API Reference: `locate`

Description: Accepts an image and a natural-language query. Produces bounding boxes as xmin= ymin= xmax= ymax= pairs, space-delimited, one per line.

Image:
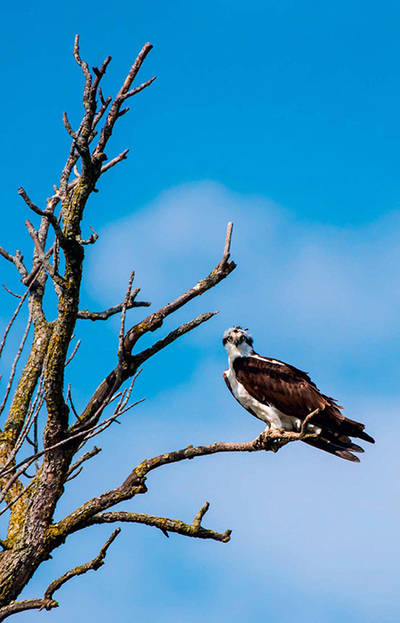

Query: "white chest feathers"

xmin=224 ymin=367 xmax=300 ymax=431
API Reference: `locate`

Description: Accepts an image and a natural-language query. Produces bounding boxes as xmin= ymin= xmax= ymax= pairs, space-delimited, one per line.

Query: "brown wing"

xmin=233 ymin=356 xmax=330 ymax=418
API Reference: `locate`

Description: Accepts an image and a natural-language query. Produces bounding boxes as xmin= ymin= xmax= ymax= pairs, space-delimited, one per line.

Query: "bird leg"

xmin=252 ymin=428 xmax=288 ymax=452
xmin=252 ymin=425 xmax=318 ymax=452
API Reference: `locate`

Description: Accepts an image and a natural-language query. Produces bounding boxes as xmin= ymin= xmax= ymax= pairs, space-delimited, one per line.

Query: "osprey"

xmin=222 ymin=326 xmax=374 ymax=462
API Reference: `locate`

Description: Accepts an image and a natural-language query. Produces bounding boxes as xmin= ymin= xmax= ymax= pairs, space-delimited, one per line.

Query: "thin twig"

xmin=100 ymin=149 xmax=129 ymax=175
xmin=0 ymin=316 xmax=32 ymax=417
xmin=77 ymin=290 xmax=150 ymax=321
xmin=0 ymin=482 xmax=33 ymax=519
xmin=118 ymin=271 xmax=135 ymax=361
xmin=18 ymin=187 xmax=66 ymax=245
xmin=25 ymin=220 xmax=65 ymax=293
xmin=0 ymin=246 xmax=28 ymax=280
xmin=134 ymin=312 xmax=218 ymax=366
xmin=2 ymin=285 xmax=22 ymax=299
xmin=67 ymin=446 xmax=101 ymax=478
xmin=66 ymin=385 xmax=81 ymax=421
xmin=0 ymin=377 xmax=44 ymax=474
xmin=0 ymin=289 xmax=29 ymax=358
xmin=0 ymin=396 xmax=143 ymax=485
xmin=65 ymin=340 xmax=81 ymax=367
xmin=77 ymin=226 xmax=99 ymax=245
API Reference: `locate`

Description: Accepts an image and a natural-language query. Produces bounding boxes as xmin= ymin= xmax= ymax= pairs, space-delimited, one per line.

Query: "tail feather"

xmin=304 ymin=436 xmax=360 ymax=462
xmin=356 ymin=430 xmax=375 ymax=444
xmin=313 ymin=407 xmax=375 ymax=447
xmin=333 ymin=413 xmax=375 ymax=444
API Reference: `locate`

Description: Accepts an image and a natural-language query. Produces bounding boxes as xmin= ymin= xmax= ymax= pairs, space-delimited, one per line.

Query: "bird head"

xmin=222 ymin=326 xmax=254 ymax=358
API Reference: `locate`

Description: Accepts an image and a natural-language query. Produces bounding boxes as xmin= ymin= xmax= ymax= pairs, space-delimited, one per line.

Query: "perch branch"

xmin=54 ymin=426 xmax=314 ymax=539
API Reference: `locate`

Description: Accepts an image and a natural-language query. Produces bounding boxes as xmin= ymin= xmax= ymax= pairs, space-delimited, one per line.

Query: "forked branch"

xmin=85 ymin=502 xmax=231 ymax=542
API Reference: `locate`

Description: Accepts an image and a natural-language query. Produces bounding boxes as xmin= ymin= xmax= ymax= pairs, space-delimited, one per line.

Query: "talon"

xmin=253 ymin=431 xmax=269 ymax=449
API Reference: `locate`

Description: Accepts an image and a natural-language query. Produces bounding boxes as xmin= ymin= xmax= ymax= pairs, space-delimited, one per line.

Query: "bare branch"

xmin=0 ymin=377 xmax=44 ymax=476
xmin=220 ymin=221 xmax=233 ymax=266
xmin=0 ymin=317 xmax=32 ymax=417
xmin=1 ymin=285 xmax=22 ymax=299
xmin=124 ymin=76 xmax=156 ymax=99
xmin=95 ymin=43 xmax=154 ymax=156
xmin=22 ymin=246 xmax=54 ymax=287
xmin=73 ymin=34 xmax=91 ymax=84
xmin=300 ymin=407 xmax=320 ymax=435
xmin=0 ymin=289 xmax=29 ymax=358
xmin=0 ymin=396 xmax=143 ymax=484
xmin=67 ymin=446 xmax=101 ymax=477
xmin=66 ymin=385 xmax=81 ymax=421
xmin=77 ymin=225 xmax=99 ymax=245
xmin=45 ymin=528 xmax=120 ymax=600
xmin=91 ymin=56 xmax=112 ymax=96
xmin=0 ymin=246 xmax=28 ymax=280
xmin=18 ymin=188 xmax=66 ymax=245
xmin=85 ymin=503 xmax=231 ymax=543
xmin=134 ymin=312 xmax=217 ymax=366
xmin=0 ymin=529 xmax=120 ymax=621
xmin=77 ymin=291 xmax=150 ymax=321
xmin=192 ymin=501 xmax=210 ymax=529
xmin=66 ymin=467 xmax=83 ymax=482
xmin=0 ymin=248 xmax=14 ymax=264
xmin=62 ymin=111 xmax=76 ymax=138
xmin=65 ymin=340 xmax=81 ymax=367
xmin=100 ymin=149 xmax=129 ymax=175
xmin=25 ymin=220 xmax=65 ymax=293
xmin=118 ymin=271 xmax=135 ymax=361
xmin=92 ymin=92 xmax=112 ymax=132
xmin=0 ymin=597 xmax=58 ymax=621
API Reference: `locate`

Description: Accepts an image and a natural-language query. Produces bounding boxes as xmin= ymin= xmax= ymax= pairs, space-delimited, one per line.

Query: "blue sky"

xmin=1 ymin=1 xmax=400 ymax=621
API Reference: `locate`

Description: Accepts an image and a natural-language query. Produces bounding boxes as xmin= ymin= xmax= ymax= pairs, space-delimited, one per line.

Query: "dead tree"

xmin=0 ymin=37 xmax=306 ymax=620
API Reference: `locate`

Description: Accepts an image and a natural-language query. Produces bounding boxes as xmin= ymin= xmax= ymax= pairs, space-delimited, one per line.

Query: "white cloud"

xmin=88 ymin=180 xmax=400 ymax=352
